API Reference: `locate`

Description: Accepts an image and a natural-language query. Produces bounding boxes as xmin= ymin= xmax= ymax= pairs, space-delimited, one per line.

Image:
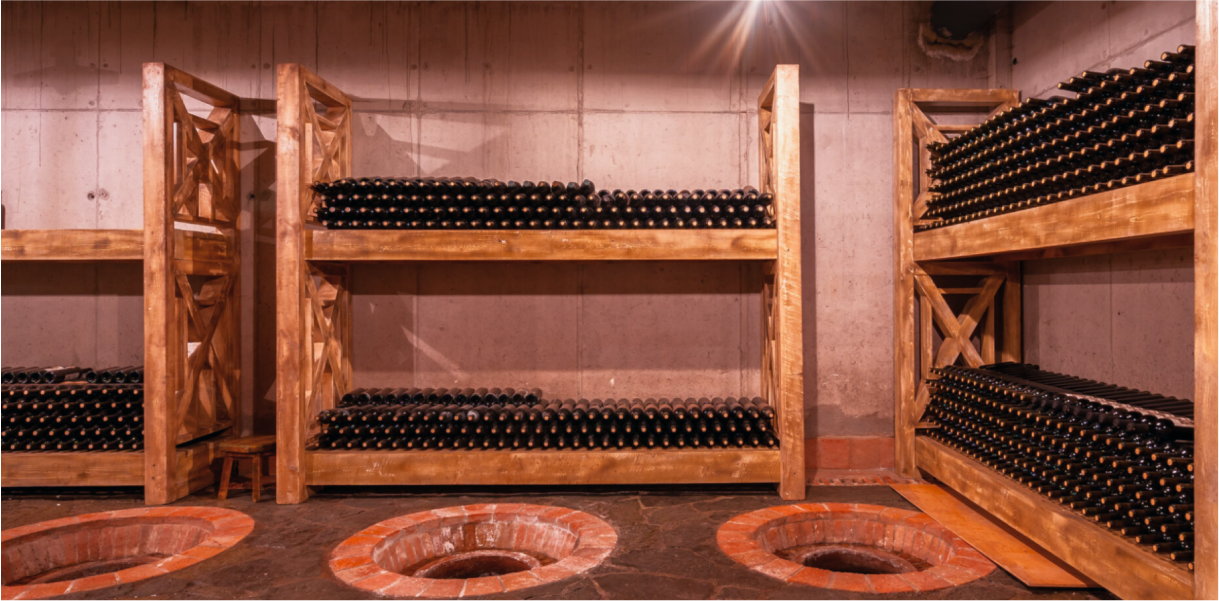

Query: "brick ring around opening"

xmin=330 ymin=504 xmax=616 ymax=598
xmin=717 ymin=503 xmax=994 ymax=593
xmin=1 ymin=506 xmax=254 ymax=599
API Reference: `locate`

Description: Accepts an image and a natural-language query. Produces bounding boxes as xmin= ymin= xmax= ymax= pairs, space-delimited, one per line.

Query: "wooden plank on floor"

xmin=891 ymin=483 xmax=1096 ymax=589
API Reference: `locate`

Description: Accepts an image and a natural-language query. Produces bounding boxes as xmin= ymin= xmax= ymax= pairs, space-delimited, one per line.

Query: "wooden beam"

xmin=913 ymin=175 xmax=1196 ymax=261
xmin=277 ymin=64 xmax=309 ymax=504
xmin=0 ymin=453 xmax=143 ymax=487
xmin=1 ymin=229 xmax=143 ymax=260
xmin=306 ymin=229 xmax=778 ymax=262
xmin=893 ymin=89 xmax=918 ymax=477
xmin=891 ymin=484 xmax=1095 ymax=588
xmin=917 ymin=437 xmax=1193 ymax=600
xmin=1000 ymin=262 xmax=1021 ymax=363
xmin=307 ymin=449 xmax=781 ymax=486
xmin=1194 ymin=1 xmax=1218 ymax=598
xmin=165 ymin=64 xmax=239 ymax=108
xmin=143 ymin=62 xmax=177 ymax=506
xmin=762 ymin=65 xmax=805 ymax=500
xmin=908 ymin=88 xmax=1020 ymax=107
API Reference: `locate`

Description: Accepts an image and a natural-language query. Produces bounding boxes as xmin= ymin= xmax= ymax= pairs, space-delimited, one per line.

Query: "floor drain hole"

xmin=795 ymin=546 xmax=917 ymax=575
xmin=412 ymin=550 xmax=543 ymax=579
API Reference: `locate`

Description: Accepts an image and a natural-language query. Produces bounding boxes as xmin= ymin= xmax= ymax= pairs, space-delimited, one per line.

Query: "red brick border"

xmin=1 ymin=507 xmax=254 ymax=600
xmin=716 ymin=503 xmax=993 ymax=593
xmin=330 ymin=504 xmax=616 ymax=598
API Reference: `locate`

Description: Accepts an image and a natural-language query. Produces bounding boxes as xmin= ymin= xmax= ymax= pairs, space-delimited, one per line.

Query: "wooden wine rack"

xmin=892 ymin=4 xmax=1216 ymax=597
xmin=274 ymin=64 xmax=805 ymax=503
xmin=0 ymin=64 xmax=243 ymax=505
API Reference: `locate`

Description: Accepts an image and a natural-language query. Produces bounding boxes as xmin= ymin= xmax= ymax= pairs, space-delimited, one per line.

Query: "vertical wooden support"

xmin=143 ymin=63 xmax=176 ymax=505
xmin=1194 ymin=1 xmax=1217 ymax=597
xmin=758 ymin=65 xmax=805 ymax=500
xmin=276 ymin=64 xmax=308 ymax=504
xmin=893 ymin=90 xmax=918 ymax=476
xmin=276 ymin=65 xmax=353 ymax=504
xmin=1001 ymin=262 xmax=1022 ymax=363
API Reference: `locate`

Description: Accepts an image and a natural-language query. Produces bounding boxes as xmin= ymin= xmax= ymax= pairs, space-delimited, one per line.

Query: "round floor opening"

xmin=1 ymin=507 xmax=254 ymax=599
xmin=413 ymin=550 xmax=542 ymax=579
xmin=717 ymin=503 xmax=994 ymax=593
xmin=331 ymin=504 xmax=616 ymax=598
xmin=791 ymin=545 xmax=919 ymax=575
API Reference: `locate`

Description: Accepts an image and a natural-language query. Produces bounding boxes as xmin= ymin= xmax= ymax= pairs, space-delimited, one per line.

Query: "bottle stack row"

xmin=337 ymin=387 xmax=542 ymax=408
xmin=314 ymin=392 xmax=778 ymax=451
xmin=3 ymin=382 xmax=145 ymax=453
xmin=2 ymin=366 xmax=144 ymax=385
xmin=311 ymin=178 xmax=775 ymax=230
xmin=922 ymin=364 xmax=1194 ymax=568
xmin=917 ymin=44 xmax=1195 ymax=231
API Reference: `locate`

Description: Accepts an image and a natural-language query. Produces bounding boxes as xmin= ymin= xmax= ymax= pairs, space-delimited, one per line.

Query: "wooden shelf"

xmin=305 ymin=229 xmax=778 ymax=262
xmin=916 ymin=436 xmax=1192 ymax=600
xmin=896 ymin=71 xmax=1216 ymax=597
xmin=1 ymin=228 xmax=232 ymax=266
xmin=2 ymin=229 xmax=143 ymax=261
xmin=913 ymin=174 xmax=1195 ymax=262
xmin=276 ymin=64 xmax=807 ymax=502
xmin=0 ymin=436 xmax=221 ymax=492
xmin=306 ymin=448 xmax=781 ymax=487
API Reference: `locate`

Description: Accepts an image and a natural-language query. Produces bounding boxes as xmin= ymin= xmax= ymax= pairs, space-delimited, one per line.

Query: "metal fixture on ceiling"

xmin=930 ymin=1 xmax=1007 ymax=40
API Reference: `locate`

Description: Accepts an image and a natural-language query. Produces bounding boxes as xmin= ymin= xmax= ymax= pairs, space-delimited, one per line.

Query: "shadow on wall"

xmin=1 ymin=262 xmax=143 ymax=368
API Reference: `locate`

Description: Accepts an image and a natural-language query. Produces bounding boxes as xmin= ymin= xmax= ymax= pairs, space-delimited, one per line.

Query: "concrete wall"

xmin=1009 ymin=1 xmax=1196 ymax=400
xmin=1 ymin=1 xmax=995 ymax=444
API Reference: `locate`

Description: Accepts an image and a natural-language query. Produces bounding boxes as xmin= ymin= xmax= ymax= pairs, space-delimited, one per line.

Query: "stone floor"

xmin=1 ymin=484 xmax=1109 ymax=600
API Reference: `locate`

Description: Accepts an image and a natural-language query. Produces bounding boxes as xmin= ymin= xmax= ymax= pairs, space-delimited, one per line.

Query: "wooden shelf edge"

xmin=0 ymin=228 xmax=235 ymax=264
xmin=1 ymin=229 xmax=143 ymax=261
xmin=913 ymin=174 xmax=1196 ymax=262
xmin=305 ymin=448 xmax=782 ymax=486
xmin=916 ymin=436 xmax=1193 ymax=600
xmin=305 ymin=229 xmax=779 ymax=262
xmin=1 ymin=451 xmax=145 ymax=487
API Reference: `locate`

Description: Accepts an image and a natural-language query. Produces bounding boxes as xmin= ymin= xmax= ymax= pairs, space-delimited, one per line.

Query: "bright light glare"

xmin=629 ymin=0 xmax=809 ymax=73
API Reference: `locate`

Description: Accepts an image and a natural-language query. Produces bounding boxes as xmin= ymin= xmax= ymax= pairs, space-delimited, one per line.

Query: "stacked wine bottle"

xmin=922 ymin=364 xmax=1194 ymax=567
xmin=918 ymin=44 xmax=1195 ymax=231
xmin=314 ymin=388 xmax=778 ymax=451
xmin=311 ymin=177 xmax=775 ymax=230
xmin=2 ymin=366 xmax=145 ymax=453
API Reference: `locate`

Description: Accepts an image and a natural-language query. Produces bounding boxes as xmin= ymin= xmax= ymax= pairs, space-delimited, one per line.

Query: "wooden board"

xmin=2 ymin=229 xmax=143 ymax=260
xmin=759 ymin=65 xmax=805 ymax=500
xmin=0 ymin=452 xmax=145 ymax=487
xmin=893 ymin=89 xmax=918 ymax=476
xmin=306 ymin=229 xmax=778 ymax=262
xmin=0 ymin=229 xmax=229 ymax=263
xmin=0 ymin=438 xmax=218 ymax=489
xmin=891 ymin=483 xmax=1095 ymax=589
xmin=913 ymin=174 xmax=1196 ymax=261
xmin=307 ymin=448 xmax=781 ymax=487
xmin=916 ymin=437 xmax=1192 ymax=600
xmin=1194 ymin=1 xmax=1218 ymax=597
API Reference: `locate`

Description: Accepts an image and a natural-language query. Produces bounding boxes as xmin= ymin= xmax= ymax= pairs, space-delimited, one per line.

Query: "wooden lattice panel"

xmin=143 ymin=63 xmax=242 ymax=505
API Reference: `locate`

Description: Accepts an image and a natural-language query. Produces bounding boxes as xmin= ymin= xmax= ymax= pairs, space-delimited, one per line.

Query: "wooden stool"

xmin=217 ymin=435 xmax=277 ymax=502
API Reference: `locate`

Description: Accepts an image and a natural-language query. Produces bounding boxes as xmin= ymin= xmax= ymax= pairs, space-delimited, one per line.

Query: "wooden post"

xmin=143 ymin=63 xmax=177 ymax=505
xmin=1001 ymin=262 xmax=1022 ymax=363
xmin=1194 ymin=1 xmax=1217 ymax=597
xmin=276 ymin=64 xmax=309 ymax=504
xmin=774 ymin=65 xmax=804 ymax=501
xmin=893 ymin=89 xmax=917 ymax=476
